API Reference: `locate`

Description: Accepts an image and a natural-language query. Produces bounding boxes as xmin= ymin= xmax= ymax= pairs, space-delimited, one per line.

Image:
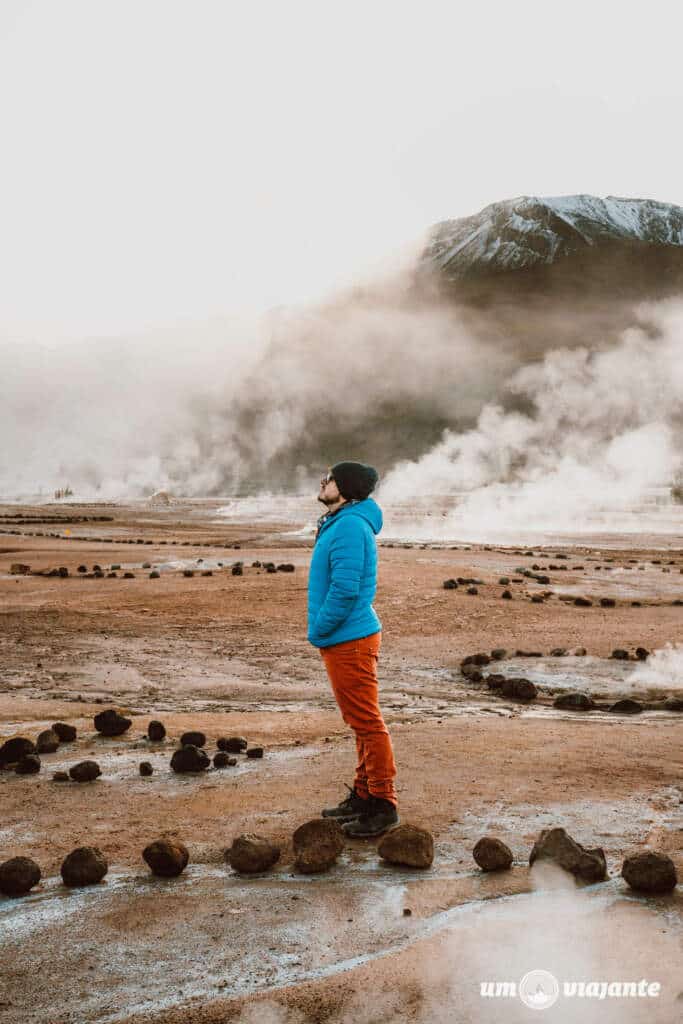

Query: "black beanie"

xmin=331 ymin=461 xmax=379 ymax=500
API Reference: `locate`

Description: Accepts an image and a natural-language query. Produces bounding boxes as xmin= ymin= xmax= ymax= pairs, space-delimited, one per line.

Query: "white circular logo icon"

xmin=519 ymin=970 xmax=560 ymax=1010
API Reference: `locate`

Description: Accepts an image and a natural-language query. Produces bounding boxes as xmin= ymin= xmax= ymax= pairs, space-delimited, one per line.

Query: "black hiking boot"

xmin=321 ymin=784 xmax=370 ymax=822
xmin=341 ymin=796 xmax=399 ymax=838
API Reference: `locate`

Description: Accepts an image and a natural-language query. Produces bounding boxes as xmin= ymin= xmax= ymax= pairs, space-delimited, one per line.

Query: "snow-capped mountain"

xmin=423 ymin=195 xmax=683 ymax=278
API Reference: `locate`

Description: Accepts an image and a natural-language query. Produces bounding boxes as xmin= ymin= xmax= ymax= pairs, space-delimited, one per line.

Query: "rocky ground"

xmin=0 ymin=500 xmax=682 ymax=1023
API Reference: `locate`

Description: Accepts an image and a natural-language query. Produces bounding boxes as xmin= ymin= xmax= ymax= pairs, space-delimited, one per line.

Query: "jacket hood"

xmin=337 ymin=496 xmax=383 ymax=535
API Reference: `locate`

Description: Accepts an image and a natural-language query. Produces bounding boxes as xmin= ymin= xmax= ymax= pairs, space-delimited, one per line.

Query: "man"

xmin=307 ymin=460 xmax=399 ymax=837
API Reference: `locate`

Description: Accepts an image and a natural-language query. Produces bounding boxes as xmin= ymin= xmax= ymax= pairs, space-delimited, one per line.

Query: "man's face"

xmin=318 ymin=469 xmax=342 ymax=506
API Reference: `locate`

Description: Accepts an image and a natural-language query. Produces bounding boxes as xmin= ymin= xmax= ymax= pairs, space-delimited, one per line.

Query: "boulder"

xmin=378 ymin=824 xmax=433 ymax=869
xmin=36 ymin=729 xmax=60 ymax=754
xmin=147 ymin=720 xmax=166 ymax=742
xmin=61 ymin=846 xmax=108 ymax=887
xmin=15 ymin=754 xmax=41 ymax=774
xmin=69 ymin=760 xmax=102 ymax=782
xmin=473 ymin=836 xmax=513 ymax=872
xmin=143 ymin=839 xmax=189 ymax=877
xmin=0 ymin=856 xmax=41 ymax=897
xmin=621 ymin=851 xmax=677 ymax=893
xmin=52 ymin=722 xmax=77 ymax=742
xmin=170 ymin=745 xmax=210 ymax=773
xmin=180 ymin=731 xmax=206 ymax=748
xmin=529 ymin=827 xmax=606 ymax=883
xmin=217 ymin=736 xmax=248 ymax=753
xmin=553 ymin=692 xmax=594 ymax=711
xmin=0 ymin=737 xmax=36 ymax=766
xmin=609 ymin=699 xmax=643 ymax=715
xmin=226 ymin=834 xmax=281 ymax=873
xmin=94 ymin=709 xmax=132 ymax=737
xmin=293 ymin=819 xmax=345 ymax=873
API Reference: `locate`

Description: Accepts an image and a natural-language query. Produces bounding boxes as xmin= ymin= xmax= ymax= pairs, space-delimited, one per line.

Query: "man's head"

xmin=317 ymin=461 xmax=379 ymax=510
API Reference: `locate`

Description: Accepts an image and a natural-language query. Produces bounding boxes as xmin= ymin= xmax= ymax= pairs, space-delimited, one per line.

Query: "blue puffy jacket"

xmin=307 ymin=497 xmax=383 ymax=648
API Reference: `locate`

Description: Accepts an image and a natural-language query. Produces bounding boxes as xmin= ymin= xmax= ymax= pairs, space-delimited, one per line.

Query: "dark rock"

xmin=277 ymin=563 xmax=295 ymax=572
xmin=61 ymin=846 xmax=108 ymax=887
xmin=143 ymin=839 xmax=189 ymax=877
xmin=52 ymin=770 xmax=69 ymax=781
xmin=139 ymin=761 xmax=153 ymax=776
xmin=531 ymin=595 xmax=544 ymax=603
xmin=442 ymin=579 xmax=458 ymax=590
xmin=142 ymin=562 xmax=151 ymax=569
xmin=123 ymin=572 xmax=135 ymax=578
xmin=573 ymin=647 xmax=587 ymax=656
xmin=252 ymin=560 xmax=262 ymax=567
xmin=201 ymin=570 xmax=213 ymax=577
xmin=0 ymin=737 xmax=36 ymax=766
xmin=180 ymin=731 xmax=206 ymax=748
xmin=610 ymin=648 xmax=630 ymax=660
xmin=266 ymin=565 xmax=277 ymax=573
xmin=631 ymin=601 xmax=642 ymax=607
xmin=599 ymin=598 xmax=616 ymax=608
xmin=462 ymin=665 xmax=483 ymax=682
xmin=466 ymin=586 xmax=478 ymax=595
xmin=16 ymin=754 xmax=41 ymax=774
xmin=486 ymin=674 xmax=505 ymax=689
xmin=94 ymin=709 xmax=132 ymax=736
xmin=183 ymin=570 xmax=194 ymax=577
xmin=226 ymin=834 xmax=281 ymax=873
xmin=498 ymin=577 xmax=510 ymax=585
xmin=501 ymin=590 xmax=512 ymax=599
xmin=609 ymin=699 xmax=643 ymax=714
xmin=574 ymin=597 xmax=592 ymax=607
xmin=36 ymin=729 xmax=60 ymax=753
xmin=664 ymin=697 xmax=683 ymax=712
xmin=378 ymin=823 xmax=433 ymax=868
xmin=621 ymin=851 xmax=677 ymax=893
xmin=462 ymin=653 xmax=490 ymax=667
xmin=246 ymin=746 xmax=264 ymax=758
xmin=69 ymin=760 xmax=102 ymax=782
xmin=77 ymin=565 xmax=87 ymax=573
xmin=149 ymin=570 xmax=160 ymax=579
xmin=473 ymin=836 xmax=513 ymax=871
xmin=501 ymin=678 xmax=537 ymax=701
xmin=217 ymin=736 xmax=248 ymax=753
xmin=293 ymin=818 xmax=345 ymax=873
xmin=170 ymin=745 xmax=210 ymax=773
xmin=554 ymin=692 xmax=594 ymax=710
xmin=0 ymin=856 xmax=41 ymax=897
xmin=147 ymin=720 xmax=166 ymax=742
xmin=549 ymin=648 xmax=567 ymax=656
xmin=635 ymin=647 xmax=650 ymax=660
xmin=490 ymin=648 xmax=507 ymax=660
xmin=231 ymin=565 xmax=243 ymax=575
xmin=213 ymin=751 xmax=238 ymax=768
xmin=529 ymin=827 xmax=606 ymax=883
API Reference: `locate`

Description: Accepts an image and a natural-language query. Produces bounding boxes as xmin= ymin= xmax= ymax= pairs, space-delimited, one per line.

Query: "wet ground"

xmin=0 ymin=498 xmax=682 ymax=1022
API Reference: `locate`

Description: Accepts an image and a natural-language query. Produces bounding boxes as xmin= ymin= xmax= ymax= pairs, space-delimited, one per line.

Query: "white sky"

xmin=1 ymin=0 xmax=682 ymax=342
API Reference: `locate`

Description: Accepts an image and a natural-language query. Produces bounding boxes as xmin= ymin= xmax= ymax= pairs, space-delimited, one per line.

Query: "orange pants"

xmin=320 ymin=631 xmax=398 ymax=807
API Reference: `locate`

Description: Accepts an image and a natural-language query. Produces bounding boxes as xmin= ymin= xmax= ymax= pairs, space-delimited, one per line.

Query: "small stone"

xmin=183 ymin=570 xmax=194 ymax=577
xmin=149 ymin=571 xmax=160 ymax=579
xmin=490 ymin=648 xmax=507 ymax=660
xmin=378 ymin=823 xmax=434 ymax=869
xmin=501 ymin=678 xmax=537 ymax=701
xmin=123 ymin=571 xmax=135 ymax=579
xmin=442 ymin=579 xmax=458 ymax=590
xmin=139 ymin=761 xmax=153 ymax=776
xmin=664 ymin=697 xmax=683 ymax=712
xmin=142 ymin=562 xmax=152 ymax=569
xmin=621 ymin=851 xmax=677 ymax=893
xmin=498 ymin=577 xmax=509 ymax=586
xmin=143 ymin=839 xmax=189 ymax=877
xmin=217 ymin=736 xmax=248 ymax=753
xmin=531 ymin=595 xmax=544 ymax=603
xmin=293 ymin=819 xmax=345 ymax=873
xmin=170 ymin=745 xmax=210 ymax=773
xmin=180 ymin=731 xmax=206 ymax=748
xmin=549 ymin=648 xmax=567 ymax=657
xmin=574 ymin=597 xmax=592 ymax=607
xmin=572 ymin=647 xmax=587 ymax=656
xmin=529 ymin=827 xmax=606 ymax=883
xmin=69 ymin=760 xmax=102 ymax=782
xmin=246 ymin=746 xmax=264 ymax=758
xmin=94 ymin=709 xmax=132 ymax=736
xmin=36 ymin=729 xmax=60 ymax=753
xmin=0 ymin=856 xmax=41 ymax=897
xmin=473 ymin=836 xmax=513 ymax=871
xmin=610 ymin=649 xmax=630 ymax=660
xmin=466 ymin=586 xmax=478 ymax=595
xmin=635 ymin=647 xmax=650 ymax=660
xmin=553 ymin=692 xmax=594 ymax=711
xmin=599 ymin=598 xmax=616 ymax=608
xmin=52 ymin=770 xmax=70 ymax=781
xmin=213 ymin=751 xmax=237 ymax=768
xmin=609 ymin=699 xmax=643 ymax=714
xmin=15 ymin=754 xmax=41 ymax=774
xmin=201 ymin=570 xmax=213 ymax=576
xmin=277 ymin=563 xmax=295 ymax=572
xmin=147 ymin=720 xmax=166 ymax=742
xmin=231 ymin=565 xmax=243 ymax=575
xmin=226 ymin=834 xmax=281 ymax=873
xmin=61 ymin=846 xmax=108 ymax=887
xmin=501 ymin=590 xmax=512 ymax=599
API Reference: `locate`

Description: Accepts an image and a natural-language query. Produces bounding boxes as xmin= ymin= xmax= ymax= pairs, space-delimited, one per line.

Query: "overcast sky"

xmin=1 ymin=0 xmax=682 ymax=342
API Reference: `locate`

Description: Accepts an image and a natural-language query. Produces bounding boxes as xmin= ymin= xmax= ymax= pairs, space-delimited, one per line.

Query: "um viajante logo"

xmin=480 ymin=970 xmax=661 ymax=1008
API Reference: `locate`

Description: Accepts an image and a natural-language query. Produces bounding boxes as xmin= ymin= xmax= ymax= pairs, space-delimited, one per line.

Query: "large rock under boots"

xmin=226 ymin=834 xmax=281 ymax=873
xmin=378 ymin=824 xmax=434 ymax=869
xmin=69 ymin=760 xmax=102 ymax=782
xmin=621 ymin=851 xmax=678 ymax=893
xmin=143 ymin=839 xmax=189 ymax=877
xmin=0 ymin=856 xmax=41 ymax=897
xmin=0 ymin=737 xmax=36 ymax=766
xmin=529 ymin=827 xmax=606 ymax=883
xmin=94 ymin=708 xmax=132 ymax=736
xmin=473 ymin=836 xmax=513 ymax=872
xmin=170 ymin=745 xmax=210 ymax=773
xmin=293 ymin=819 xmax=345 ymax=873
xmin=61 ymin=846 xmax=108 ymax=887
